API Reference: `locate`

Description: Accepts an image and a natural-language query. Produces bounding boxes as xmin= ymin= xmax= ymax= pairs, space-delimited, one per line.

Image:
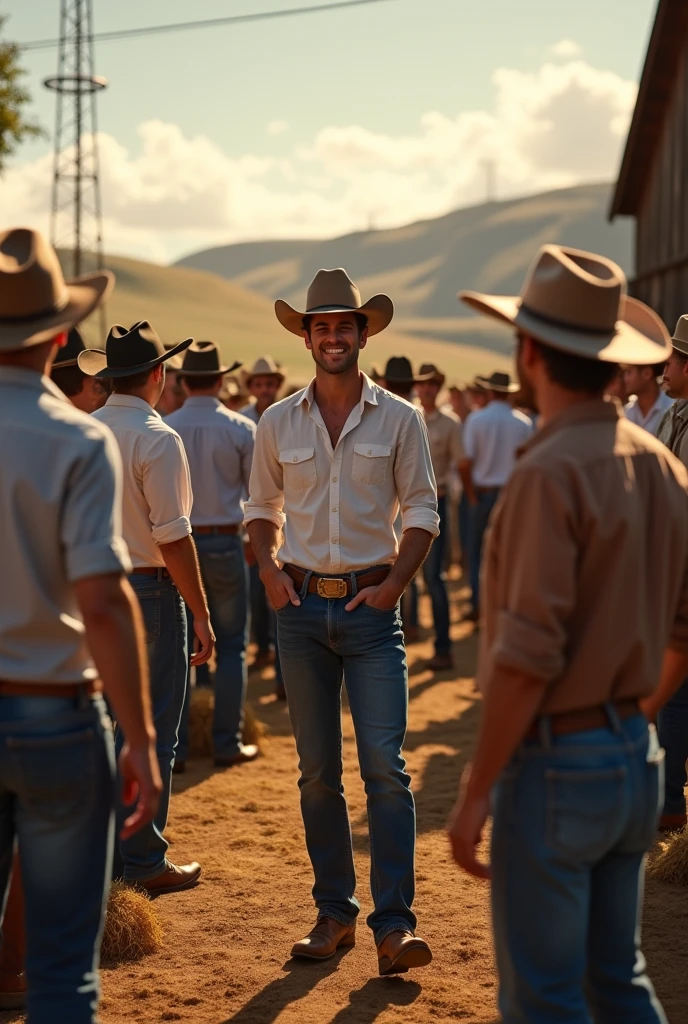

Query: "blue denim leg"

xmin=468 ymin=489 xmax=500 ymax=612
xmin=421 ymin=494 xmax=451 ymax=653
xmin=491 ymin=715 xmax=666 ymax=1024
xmin=195 ymin=534 xmax=249 ymax=759
xmin=656 ymin=676 xmax=688 ymax=816
xmin=0 ymin=693 xmax=115 ymax=1023
xmin=116 ymin=574 xmax=188 ymax=881
xmin=250 ymin=561 xmax=272 ymax=654
xmin=458 ymin=491 xmax=470 ymax=568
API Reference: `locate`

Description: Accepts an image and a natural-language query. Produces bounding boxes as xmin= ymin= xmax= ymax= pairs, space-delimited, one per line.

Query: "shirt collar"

xmin=674 ymin=398 xmax=688 ymax=421
xmin=519 ymin=398 xmax=619 ymax=457
xmin=182 ymin=396 xmax=221 ymax=408
xmin=302 ymin=371 xmax=380 ymax=411
xmin=105 ymin=393 xmax=160 ymax=417
xmin=0 ymin=365 xmax=71 ymax=404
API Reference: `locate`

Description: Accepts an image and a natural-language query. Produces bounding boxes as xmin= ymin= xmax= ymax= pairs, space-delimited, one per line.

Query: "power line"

xmin=20 ymin=0 xmax=396 ymax=52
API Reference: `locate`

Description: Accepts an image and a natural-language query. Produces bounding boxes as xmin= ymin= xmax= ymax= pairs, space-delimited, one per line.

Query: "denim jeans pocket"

xmin=138 ymin=592 xmax=162 ymax=644
xmin=546 ymin=765 xmax=627 ymax=860
xmin=8 ymin=726 xmax=98 ymax=825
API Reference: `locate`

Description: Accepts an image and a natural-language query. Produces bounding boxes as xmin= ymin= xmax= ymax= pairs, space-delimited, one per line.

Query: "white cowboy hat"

xmin=275 ymin=268 xmax=393 ymax=337
xmin=242 ymin=355 xmax=286 ymax=386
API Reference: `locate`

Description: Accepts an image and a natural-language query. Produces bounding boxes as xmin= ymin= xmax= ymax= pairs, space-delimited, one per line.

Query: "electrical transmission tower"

xmin=44 ymin=0 xmax=107 ymax=281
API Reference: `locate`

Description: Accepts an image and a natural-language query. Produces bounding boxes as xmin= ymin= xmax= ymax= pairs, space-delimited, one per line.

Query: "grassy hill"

xmin=175 ymin=182 xmax=632 ymax=353
xmin=74 ymin=254 xmax=512 ymax=385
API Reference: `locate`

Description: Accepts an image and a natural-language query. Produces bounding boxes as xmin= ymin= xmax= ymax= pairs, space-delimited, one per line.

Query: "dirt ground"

xmin=4 ymin=575 xmax=688 ymax=1023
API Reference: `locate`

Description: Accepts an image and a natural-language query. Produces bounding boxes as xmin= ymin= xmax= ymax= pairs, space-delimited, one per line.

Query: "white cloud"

xmin=1 ymin=51 xmax=637 ymax=263
xmin=550 ymin=40 xmax=582 ymax=59
xmin=266 ymin=120 xmax=290 ymax=136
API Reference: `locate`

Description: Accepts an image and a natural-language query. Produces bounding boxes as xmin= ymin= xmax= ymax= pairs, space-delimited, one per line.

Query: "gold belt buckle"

xmin=316 ymin=577 xmax=347 ymax=599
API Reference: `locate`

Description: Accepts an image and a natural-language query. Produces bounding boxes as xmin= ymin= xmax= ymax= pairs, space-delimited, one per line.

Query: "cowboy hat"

xmin=79 ymin=320 xmax=192 ymax=379
xmin=275 ymin=268 xmax=393 ymax=337
xmin=0 ymin=227 xmax=113 ymax=352
xmin=459 ymin=244 xmax=672 ymax=365
xmin=53 ymin=325 xmax=105 ymax=369
xmin=671 ymin=314 xmax=688 ymax=358
xmin=474 ymin=371 xmax=519 ymax=393
xmin=178 ymin=340 xmax=242 ymax=377
xmin=381 ymin=356 xmax=416 ymax=384
xmin=243 ymin=355 xmax=285 ymax=386
xmin=417 ymin=363 xmax=446 ymax=387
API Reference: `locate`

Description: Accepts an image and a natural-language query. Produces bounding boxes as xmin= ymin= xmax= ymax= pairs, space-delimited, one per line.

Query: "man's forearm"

xmin=246 ymin=519 xmax=280 ymax=575
xmin=642 ymin=647 xmax=688 ymax=721
xmin=466 ymin=666 xmax=546 ymax=798
xmin=459 ymin=461 xmax=476 ymax=503
xmin=386 ymin=527 xmax=434 ymax=595
xmin=159 ymin=535 xmax=208 ymax=620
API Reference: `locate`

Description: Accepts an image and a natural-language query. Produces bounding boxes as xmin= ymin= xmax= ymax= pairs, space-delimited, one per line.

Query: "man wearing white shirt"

xmin=85 ymin=321 xmax=214 ymax=896
xmin=624 ymin=362 xmax=673 ymax=435
xmin=460 ymin=372 xmax=532 ymax=619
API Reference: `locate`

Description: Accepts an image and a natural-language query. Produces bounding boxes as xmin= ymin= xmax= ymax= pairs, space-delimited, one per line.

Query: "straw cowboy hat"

xmin=275 ymin=268 xmax=393 ymax=337
xmin=459 ymin=244 xmax=672 ymax=365
xmin=243 ymin=355 xmax=285 ymax=386
xmin=474 ymin=371 xmax=519 ymax=393
xmin=417 ymin=363 xmax=446 ymax=387
xmin=53 ymin=325 xmax=105 ymax=369
xmin=0 ymin=227 xmax=113 ymax=352
xmin=80 ymin=321 xmax=192 ymax=379
xmin=179 ymin=340 xmax=242 ymax=377
xmin=670 ymin=315 xmax=688 ymax=357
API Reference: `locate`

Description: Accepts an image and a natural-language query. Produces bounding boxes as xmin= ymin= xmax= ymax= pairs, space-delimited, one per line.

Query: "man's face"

xmin=70 ymin=375 xmax=110 ymax=414
xmin=662 ymin=350 xmax=688 ymax=399
xmin=623 ymin=365 xmax=654 ymax=399
xmin=515 ymin=335 xmax=538 ymax=413
xmin=415 ymin=380 xmax=441 ymax=407
xmin=605 ymin=367 xmax=628 ymax=404
xmin=250 ymin=374 xmax=281 ymax=410
xmin=157 ymin=368 xmax=183 ymax=414
xmin=468 ymin=388 xmax=488 ymax=410
xmin=304 ymin=313 xmax=367 ymax=375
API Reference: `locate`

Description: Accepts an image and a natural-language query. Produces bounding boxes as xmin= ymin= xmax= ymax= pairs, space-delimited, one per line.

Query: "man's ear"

xmin=302 ymin=330 xmax=313 ymax=352
xmin=359 ymin=328 xmax=369 ymax=351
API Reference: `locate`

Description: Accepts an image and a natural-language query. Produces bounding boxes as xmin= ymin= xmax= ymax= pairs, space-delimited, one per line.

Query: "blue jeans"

xmin=276 ymin=576 xmax=415 ymax=944
xmin=492 ymin=712 xmax=666 ymax=1024
xmin=115 ymin=573 xmax=187 ymax=881
xmin=468 ymin=488 xmax=500 ymax=612
xmin=458 ymin=491 xmax=470 ymax=568
xmin=422 ymin=494 xmax=451 ymax=654
xmin=0 ymin=693 xmax=115 ymax=1022
xmin=657 ymin=676 xmax=688 ymax=816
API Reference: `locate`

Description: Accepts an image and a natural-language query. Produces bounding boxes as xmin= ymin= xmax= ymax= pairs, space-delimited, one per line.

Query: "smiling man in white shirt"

xmin=245 ymin=269 xmax=438 ymax=977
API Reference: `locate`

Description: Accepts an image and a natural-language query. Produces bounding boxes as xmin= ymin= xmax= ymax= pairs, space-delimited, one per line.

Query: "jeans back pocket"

xmin=546 ymin=765 xmax=628 ymax=862
xmin=8 ymin=726 xmax=98 ymax=826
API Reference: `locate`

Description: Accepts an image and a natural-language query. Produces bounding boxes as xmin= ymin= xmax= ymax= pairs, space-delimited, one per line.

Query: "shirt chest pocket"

xmin=352 ymin=443 xmax=393 ymax=485
xmin=279 ymin=447 xmax=317 ymax=491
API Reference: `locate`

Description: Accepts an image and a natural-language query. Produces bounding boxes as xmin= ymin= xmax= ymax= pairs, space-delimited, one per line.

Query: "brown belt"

xmin=131 ymin=567 xmax=171 ymax=578
xmin=284 ymin=564 xmax=390 ymax=599
xmin=525 ymin=699 xmax=641 ymax=741
xmin=193 ymin=524 xmax=241 ymax=535
xmin=0 ymin=679 xmax=103 ymax=699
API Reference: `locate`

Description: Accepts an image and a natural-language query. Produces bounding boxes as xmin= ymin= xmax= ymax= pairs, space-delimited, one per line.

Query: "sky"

xmin=1 ymin=0 xmax=657 ymax=263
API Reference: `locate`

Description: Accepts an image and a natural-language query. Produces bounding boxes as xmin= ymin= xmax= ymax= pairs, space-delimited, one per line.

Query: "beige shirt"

xmin=422 ymin=406 xmax=464 ymax=493
xmin=0 ymin=368 xmax=130 ymax=683
xmin=478 ymin=400 xmax=688 ymax=714
xmin=94 ymin=395 xmax=192 ymax=568
xmin=657 ymin=398 xmax=688 ymax=469
xmin=244 ymin=374 xmax=439 ymax=573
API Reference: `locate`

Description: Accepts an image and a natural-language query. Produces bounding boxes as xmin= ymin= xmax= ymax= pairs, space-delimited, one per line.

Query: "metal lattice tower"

xmin=44 ymin=0 xmax=107 ymax=280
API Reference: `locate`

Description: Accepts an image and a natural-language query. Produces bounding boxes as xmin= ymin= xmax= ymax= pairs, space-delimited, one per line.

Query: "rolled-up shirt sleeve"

xmin=489 ymin=467 xmax=576 ymax=682
xmin=395 ymin=408 xmax=439 ymax=536
xmin=243 ymin=412 xmax=286 ymax=529
xmin=61 ymin=428 xmax=132 ymax=581
xmin=141 ymin=432 xmax=192 ymax=545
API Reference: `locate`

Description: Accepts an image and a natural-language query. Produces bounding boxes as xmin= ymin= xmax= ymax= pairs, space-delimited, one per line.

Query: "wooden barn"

xmin=611 ymin=0 xmax=688 ymax=327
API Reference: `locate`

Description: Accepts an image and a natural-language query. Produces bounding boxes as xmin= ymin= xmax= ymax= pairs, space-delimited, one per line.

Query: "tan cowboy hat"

xmin=417 ymin=363 xmax=446 ymax=386
xmin=671 ymin=315 xmax=688 ymax=358
xmin=80 ymin=321 xmax=192 ymax=378
xmin=179 ymin=340 xmax=242 ymax=377
xmin=621 ymin=297 xmax=671 ymax=357
xmin=243 ymin=355 xmax=285 ymax=386
xmin=459 ymin=244 xmax=672 ymax=365
xmin=275 ymin=268 xmax=393 ymax=337
xmin=475 ymin=371 xmax=519 ymax=393
xmin=0 ymin=227 xmax=113 ymax=352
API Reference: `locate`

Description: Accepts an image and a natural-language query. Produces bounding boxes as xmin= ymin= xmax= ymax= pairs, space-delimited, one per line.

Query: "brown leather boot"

xmin=377 ymin=930 xmax=432 ymax=976
xmin=290 ymin=917 xmax=356 ymax=961
xmin=140 ymin=860 xmax=201 ymax=896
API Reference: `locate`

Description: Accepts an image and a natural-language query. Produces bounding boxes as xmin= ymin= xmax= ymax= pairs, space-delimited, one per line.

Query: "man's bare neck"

xmin=313 ymin=365 xmax=363 ymax=411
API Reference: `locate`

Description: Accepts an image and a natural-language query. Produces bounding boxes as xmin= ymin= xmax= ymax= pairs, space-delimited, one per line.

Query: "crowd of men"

xmin=3 ymin=225 xmax=688 ymax=1023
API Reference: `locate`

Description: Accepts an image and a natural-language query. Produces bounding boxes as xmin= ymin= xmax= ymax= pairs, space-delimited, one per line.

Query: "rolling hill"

xmin=175 ymin=182 xmax=632 ymax=353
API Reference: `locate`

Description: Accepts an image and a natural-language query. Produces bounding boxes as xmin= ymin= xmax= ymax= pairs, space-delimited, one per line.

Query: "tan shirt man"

xmin=422 ymin=406 xmax=464 ymax=494
xmin=478 ymin=400 xmax=688 ymax=712
xmin=657 ymin=398 xmax=688 ymax=468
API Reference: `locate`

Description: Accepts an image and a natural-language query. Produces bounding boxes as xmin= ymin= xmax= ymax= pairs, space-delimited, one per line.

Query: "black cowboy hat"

xmin=474 ymin=371 xmax=519 ymax=393
xmin=178 ymin=340 xmax=242 ymax=377
xmin=79 ymin=320 xmax=192 ymax=379
xmin=382 ymin=356 xmax=437 ymax=385
xmin=53 ymin=325 xmax=105 ymax=369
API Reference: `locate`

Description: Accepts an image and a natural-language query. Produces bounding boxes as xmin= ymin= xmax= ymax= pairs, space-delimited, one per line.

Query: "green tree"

xmin=0 ymin=15 xmax=43 ymax=171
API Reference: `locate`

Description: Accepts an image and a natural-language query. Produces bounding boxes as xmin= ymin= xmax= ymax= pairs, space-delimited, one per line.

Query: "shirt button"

xmin=332 ymin=538 xmax=338 ymax=544
xmin=332 ymin=507 xmax=337 ymax=512
xmin=292 ymin=456 xmax=298 ymax=462
xmin=368 ymin=449 xmax=372 ymax=455
xmin=332 ymin=476 xmax=338 ymax=482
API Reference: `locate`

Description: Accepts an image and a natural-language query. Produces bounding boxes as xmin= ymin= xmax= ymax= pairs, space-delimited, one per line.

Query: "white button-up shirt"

xmin=624 ymin=390 xmax=673 ymax=436
xmin=166 ymin=397 xmax=255 ymax=526
xmin=0 ymin=368 xmax=130 ymax=683
xmin=463 ymin=400 xmax=533 ymax=488
xmin=94 ymin=394 xmax=192 ymax=568
xmin=244 ymin=374 xmax=439 ymax=573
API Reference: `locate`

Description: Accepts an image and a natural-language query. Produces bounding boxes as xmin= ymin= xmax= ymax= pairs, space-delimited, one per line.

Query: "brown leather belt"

xmin=131 ymin=567 xmax=171 ymax=578
xmin=0 ymin=679 xmax=103 ymax=699
xmin=193 ymin=524 xmax=241 ymax=535
xmin=525 ymin=699 xmax=641 ymax=741
xmin=284 ymin=564 xmax=390 ymax=599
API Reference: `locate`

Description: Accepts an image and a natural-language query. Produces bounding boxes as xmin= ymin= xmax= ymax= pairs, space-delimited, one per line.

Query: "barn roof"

xmin=610 ymin=0 xmax=688 ymax=218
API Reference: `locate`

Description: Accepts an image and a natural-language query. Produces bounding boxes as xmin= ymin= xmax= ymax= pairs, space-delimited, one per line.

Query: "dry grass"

xmin=187 ymin=686 xmax=265 ymax=759
xmin=648 ymin=830 xmax=688 ymax=884
xmin=101 ymin=883 xmax=164 ymax=966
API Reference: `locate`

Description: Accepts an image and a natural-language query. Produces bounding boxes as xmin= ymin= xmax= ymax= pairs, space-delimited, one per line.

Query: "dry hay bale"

xmin=188 ymin=686 xmax=265 ymax=758
xmin=647 ymin=829 xmax=688 ymax=884
xmin=101 ymin=882 xmax=163 ymax=966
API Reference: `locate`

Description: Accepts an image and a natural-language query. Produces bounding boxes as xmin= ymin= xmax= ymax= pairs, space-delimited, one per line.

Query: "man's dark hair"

xmin=182 ymin=373 xmax=223 ymax=392
xmin=649 ymin=361 xmax=667 ymax=377
xmin=302 ymin=312 xmax=368 ymax=337
xmin=530 ymin=338 xmax=618 ymax=394
xmin=112 ymin=368 xmax=156 ymax=393
xmin=51 ymin=364 xmax=86 ymax=398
